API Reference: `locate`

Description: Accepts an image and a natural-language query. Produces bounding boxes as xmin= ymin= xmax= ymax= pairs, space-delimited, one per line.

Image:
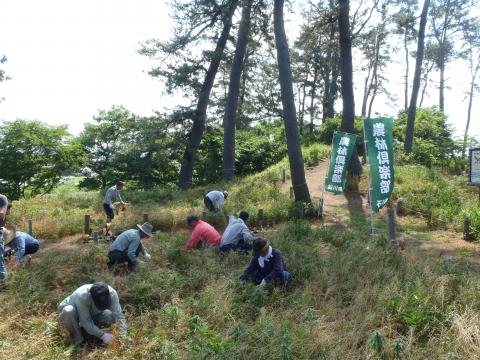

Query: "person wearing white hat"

xmin=107 ymin=222 xmax=153 ymax=270
xmin=204 ymin=190 xmax=228 ymax=212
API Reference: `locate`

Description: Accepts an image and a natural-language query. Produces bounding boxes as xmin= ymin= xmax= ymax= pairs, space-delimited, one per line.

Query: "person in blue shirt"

xmin=5 ymin=230 xmax=40 ymax=266
xmin=103 ymin=181 xmax=125 ymax=221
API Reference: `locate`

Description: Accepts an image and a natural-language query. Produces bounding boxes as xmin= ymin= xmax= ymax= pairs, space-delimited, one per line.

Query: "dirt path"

xmin=282 ymin=161 xmax=480 ymax=268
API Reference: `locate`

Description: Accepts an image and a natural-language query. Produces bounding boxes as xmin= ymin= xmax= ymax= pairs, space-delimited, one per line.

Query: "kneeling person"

xmin=107 ymin=222 xmax=153 ymax=270
xmin=240 ymin=238 xmax=292 ymax=286
xmin=220 ymin=211 xmax=254 ymax=253
xmin=183 ymin=215 xmax=221 ymax=251
xmin=5 ymin=229 xmax=40 ymax=266
xmin=58 ymin=282 xmax=127 ymax=345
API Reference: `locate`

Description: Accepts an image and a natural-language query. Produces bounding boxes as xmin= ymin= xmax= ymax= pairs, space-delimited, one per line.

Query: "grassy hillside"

xmin=2 ymin=144 xmax=480 ymax=359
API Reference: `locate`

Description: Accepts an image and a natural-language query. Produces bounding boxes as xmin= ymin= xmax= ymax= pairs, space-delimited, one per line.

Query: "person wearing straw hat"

xmin=4 ymin=228 xmax=40 ymax=266
xmin=107 ymin=222 xmax=153 ymax=270
xmin=240 ymin=238 xmax=292 ymax=287
xmin=58 ymin=282 xmax=127 ymax=345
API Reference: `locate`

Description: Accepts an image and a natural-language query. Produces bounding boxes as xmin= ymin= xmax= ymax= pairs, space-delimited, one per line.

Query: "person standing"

xmin=204 ymin=190 xmax=228 ymax=212
xmin=103 ymin=181 xmax=125 ymax=221
xmin=183 ymin=215 xmax=221 ymax=251
xmin=58 ymin=282 xmax=127 ymax=345
xmin=219 ymin=211 xmax=255 ymax=253
xmin=107 ymin=222 xmax=153 ymax=270
xmin=0 ymin=194 xmax=9 ymax=281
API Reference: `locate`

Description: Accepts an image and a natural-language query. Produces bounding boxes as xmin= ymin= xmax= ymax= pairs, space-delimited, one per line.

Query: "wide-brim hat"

xmin=137 ymin=222 xmax=154 ymax=237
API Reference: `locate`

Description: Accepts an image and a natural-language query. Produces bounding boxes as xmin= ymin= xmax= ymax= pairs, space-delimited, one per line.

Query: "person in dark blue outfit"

xmin=240 ymin=238 xmax=292 ymax=286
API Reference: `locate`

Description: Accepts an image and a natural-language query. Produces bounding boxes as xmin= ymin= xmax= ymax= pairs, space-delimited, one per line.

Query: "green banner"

xmin=364 ymin=117 xmax=394 ymax=212
xmin=325 ymin=132 xmax=358 ymax=194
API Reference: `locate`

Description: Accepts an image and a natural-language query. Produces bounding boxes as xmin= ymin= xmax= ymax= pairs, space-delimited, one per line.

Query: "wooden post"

xmin=388 ymin=208 xmax=398 ymax=249
xmin=282 ymin=169 xmax=286 ymax=183
xmin=258 ymin=209 xmax=264 ymax=228
xmin=202 ymin=211 xmax=207 ymax=220
xmin=84 ymin=214 xmax=90 ymax=235
xmin=143 ymin=214 xmax=149 ymax=223
xmin=464 ymin=218 xmax=472 ymax=241
xmin=318 ymin=198 xmax=324 ymax=219
xmin=289 ymin=187 xmax=293 ymax=198
xmin=28 ymin=219 xmax=33 ymax=235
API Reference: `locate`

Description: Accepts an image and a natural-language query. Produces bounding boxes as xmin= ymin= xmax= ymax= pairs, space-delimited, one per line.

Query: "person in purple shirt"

xmin=240 ymin=238 xmax=292 ymax=287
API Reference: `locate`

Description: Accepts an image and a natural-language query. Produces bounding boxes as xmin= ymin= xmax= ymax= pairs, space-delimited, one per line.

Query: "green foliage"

xmin=312 ymin=116 xmax=365 ymax=156
xmin=0 ymin=119 xmax=84 ymax=200
xmin=394 ymin=108 xmax=461 ymax=170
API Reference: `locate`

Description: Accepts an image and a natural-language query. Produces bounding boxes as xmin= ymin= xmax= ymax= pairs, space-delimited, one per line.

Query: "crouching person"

xmin=107 ymin=222 xmax=153 ymax=270
xmin=240 ymin=238 xmax=292 ymax=287
xmin=5 ymin=230 xmax=40 ymax=266
xmin=219 ymin=211 xmax=254 ymax=253
xmin=58 ymin=282 xmax=127 ymax=346
xmin=183 ymin=215 xmax=221 ymax=251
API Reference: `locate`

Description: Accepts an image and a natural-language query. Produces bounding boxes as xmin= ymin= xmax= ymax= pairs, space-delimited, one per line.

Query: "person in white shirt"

xmin=204 ymin=190 xmax=228 ymax=212
xmin=103 ymin=181 xmax=125 ymax=221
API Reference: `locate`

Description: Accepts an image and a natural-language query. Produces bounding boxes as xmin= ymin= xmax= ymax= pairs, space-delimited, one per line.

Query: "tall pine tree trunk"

xmin=404 ymin=0 xmax=430 ymax=154
xmin=439 ymin=60 xmax=445 ymax=112
xmin=463 ymin=59 xmax=479 ymax=157
xmin=222 ymin=0 xmax=252 ymax=181
xmin=338 ymin=0 xmax=361 ymax=175
xmin=404 ymin=32 xmax=409 ymax=110
xmin=178 ymin=0 xmax=238 ymax=189
xmin=309 ymin=67 xmax=318 ymax=133
xmin=274 ymin=0 xmax=311 ymax=202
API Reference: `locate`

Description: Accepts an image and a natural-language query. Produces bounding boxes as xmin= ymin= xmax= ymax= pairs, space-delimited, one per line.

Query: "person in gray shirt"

xmin=107 ymin=222 xmax=153 ymax=270
xmin=219 ymin=211 xmax=255 ymax=253
xmin=103 ymin=181 xmax=125 ymax=221
xmin=58 ymin=282 xmax=127 ymax=345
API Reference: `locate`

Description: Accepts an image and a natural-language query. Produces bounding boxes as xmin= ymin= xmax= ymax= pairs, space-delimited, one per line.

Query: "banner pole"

xmin=363 ymin=117 xmax=376 ymax=236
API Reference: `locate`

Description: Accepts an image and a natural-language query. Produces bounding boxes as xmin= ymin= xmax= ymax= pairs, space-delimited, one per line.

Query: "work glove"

xmin=258 ymin=279 xmax=267 ymax=287
xmin=137 ymin=259 xmax=145 ymax=267
xmin=101 ymin=332 xmax=113 ymax=345
xmin=145 ymin=253 xmax=152 ymax=260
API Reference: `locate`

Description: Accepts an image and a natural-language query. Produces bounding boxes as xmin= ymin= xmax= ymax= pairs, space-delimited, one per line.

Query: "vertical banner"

xmin=364 ymin=117 xmax=394 ymax=212
xmin=325 ymin=132 xmax=358 ymax=194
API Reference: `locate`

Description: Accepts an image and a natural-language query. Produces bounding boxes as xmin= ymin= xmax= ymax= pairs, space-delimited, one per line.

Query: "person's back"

xmin=109 ymin=229 xmax=138 ymax=252
xmin=11 ymin=231 xmax=40 ymax=262
xmin=107 ymin=224 xmax=152 ymax=270
xmin=204 ymin=190 xmax=228 ymax=211
xmin=220 ymin=213 xmax=254 ymax=252
xmin=184 ymin=216 xmax=221 ymax=250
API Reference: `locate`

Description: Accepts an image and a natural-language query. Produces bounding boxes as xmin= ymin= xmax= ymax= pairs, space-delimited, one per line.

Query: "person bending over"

xmin=219 ymin=211 xmax=254 ymax=253
xmin=240 ymin=238 xmax=292 ymax=287
xmin=204 ymin=190 xmax=228 ymax=212
xmin=58 ymin=282 xmax=127 ymax=346
xmin=4 ymin=229 xmax=40 ymax=266
xmin=107 ymin=222 xmax=152 ymax=270
xmin=183 ymin=215 xmax=221 ymax=251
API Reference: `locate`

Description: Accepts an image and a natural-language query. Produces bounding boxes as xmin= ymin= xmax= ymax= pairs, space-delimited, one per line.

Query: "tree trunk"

xmin=309 ymin=67 xmax=318 ymax=133
xmin=404 ymin=31 xmax=409 ymax=110
xmin=274 ymin=0 xmax=311 ymax=202
xmin=299 ymin=75 xmax=308 ymax=135
xmin=367 ymin=34 xmax=381 ymax=118
xmin=178 ymin=0 xmax=238 ymax=189
xmin=222 ymin=0 xmax=252 ymax=181
xmin=404 ymin=0 xmax=430 ymax=154
xmin=338 ymin=0 xmax=362 ymax=175
xmin=361 ymin=63 xmax=372 ymax=117
xmin=463 ymin=59 xmax=480 ymax=157
xmin=439 ymin=60 xmax=445 ymax=112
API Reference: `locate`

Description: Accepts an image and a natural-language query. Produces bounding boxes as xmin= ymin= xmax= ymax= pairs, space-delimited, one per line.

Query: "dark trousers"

xmin=219 ymin=239 xmax=252 ymax=253
xmin=204 ymin=196 xmax=215 ymax=212
xmin=107 ymin=244 xmax=142 ymax=270
xmin=25 ymin=242 xmax=39 ymax=255
xmin=243 ymin=270 xmax=292 ymax=286
xmin=103 ymin=203 xmax=115 ymax=220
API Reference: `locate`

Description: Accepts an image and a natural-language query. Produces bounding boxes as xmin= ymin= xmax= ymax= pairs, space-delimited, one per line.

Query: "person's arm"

xmin=241 ymin=226 xmax=255 ymax=242
xmin=183 ymin=227 xmax=202 ymax=251
xmin=110 ymin=291 xmax=127 ymax=337
xmin=263 ymin=251 xmax=284 ymax=283
xmin=76 ymin=298 xmax=104 ymax=338
xmin=240 ymin=257 xmax=258 ymax=281
xmin=126 ymin=234 xmax=140 ymax=264
xmin=116 ymin=189 xmax=124 ymax=203
xmin=15 ymin=236 xmax=25 ymax=261
xmin=217 ymin=195 xmax=224 ymax=209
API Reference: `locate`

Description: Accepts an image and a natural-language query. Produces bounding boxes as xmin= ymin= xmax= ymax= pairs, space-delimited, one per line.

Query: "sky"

xmin=0 ymin=0 xmax=478 ymax=140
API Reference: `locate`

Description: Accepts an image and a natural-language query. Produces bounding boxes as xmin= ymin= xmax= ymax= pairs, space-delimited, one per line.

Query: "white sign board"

xmin=469 ymin=148 xmax=480 ymax=185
